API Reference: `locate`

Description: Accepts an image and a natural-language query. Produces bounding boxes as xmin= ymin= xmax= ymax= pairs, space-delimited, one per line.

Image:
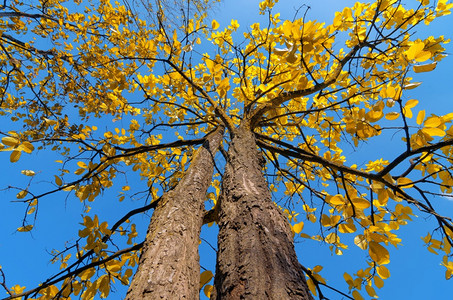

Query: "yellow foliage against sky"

xmin=1 ymin=0 xmax=453 ymax=299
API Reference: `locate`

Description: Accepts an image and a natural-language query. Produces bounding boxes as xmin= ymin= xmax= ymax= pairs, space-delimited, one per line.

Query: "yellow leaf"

xmin=445 ymin=268 xmax=452 ymax=280
xmin=11 ymin=285 xmax=26 ymax=295
xmin=397 ymin=177 xmax=413 ymax=188
xmin=343 ymin=7 xmax=353 ymax=21
xmin=369 ymin=241 xmax=390 ymax=265
xmin=354 ymin=234 xmax=368 ymax=250
xmin=293 ymin=221 xmax=304 ymax=234
xmin=199 ymin=270 xmax=213 ymax=289
xmin=100 ymin=222 xmax=110 ymax=235
xmin=79 ymin=268 xmax=95 ymax=281
xmin=312 ymin=272 xmax=327 ymax=284
xmin=329 ymin=194 xmax=345 ymax=205
xmin=99 ymin=274 xmax=110 ymax=298
xmin=321 ymin=214 xmax=330 ymax=227
xmin=427 ymin=246 xmax=438 ymax=255
xmin=204 ymin=285 xmax=213 ymax=298
xmin=74 ymin=168 xmax=86 ymax=175
xmin=352 ymin=198 xmax=370 ymax=209
xmin=365 ymin=285 xmax=377 ymax=297
xmin=19 ymin=141 xmax=34 ymax=154
xmin=16 ymin=190 xmax=28 ymax=199
xmin=443 ymin=112 xmax=453 ymax=122
xmin=325 ymin=232 xmax=339 ymax=244
xmin=211 ymin=19 xmax=219 ymax=30
xmin=46 ymin=285 xmax=59 ymax=297
xmin=181 ymin=153 xmax=188 ymax=166
xmin=339 ymin=222 xmax=357 ymax=233
xmin=333 ymin=12 xmax=342 ymax=28
xmin=77 ymin=161 xmax=87 ymax=169
xmin=413 ymin=62 xmax=437 ymax=73
xmin=308 ymin=214 xmax=317 ymax=223
xmin=380 ymin=85 xmax=401 ymax=99
xmin=374 ymin=275 xmax=384 ymax=288
xmin=306 ymin=278 xmax=317 ymax=296
xmin=365 ymin=110 xmax=383 ymax=122
xmin=2 ymin=136 xmax=20 ymax=147
xmin=286 ymin=52 xmax=298 ymax=64
xmin=405 ymin=99 xmax=419 ymax=109
xmin=377 ymin=265 xmax=391 ymax=279
xmin=404 ymin=82 xmax=422 ymax=90
xmin=405 ymin=41 xmax=431 ymax=62
xmin=344 ymin=272 xmax=354 ymax=290
xmin=424 ymin=116 xmax=442 ymax=128
xmin=55 ymin=175 xmax=63 ymax=186
xmin=312 ymin=265 xmax=323 ymax=273
xmin=78 ymin=228 xmax=90 ymax=238
xmin=421 ymin=127 xmax=446 ymax=137
xmin=385 ymin=112 xmax=400 ymax=120
xmin=10 ymin=150 xmax=21 ymax=163
xmin=352 ymin=290 xmax=364 ymax=300
xmin=21 ymin=170 xmax=36 ymax=176
xmin=421 ymin=233 xmax=432 ymax=244
xmin=274 ymin=47 xmax=289 ymax=56
xmin=416 ymin=110 xmax=425 ymax=125
xmin=321 ymin=215 xmax=340 ymax=227
xmin=403 ymin=99 xmax=419 ymax=118
xmin=17 ymin=225 xmax=33 ymax=232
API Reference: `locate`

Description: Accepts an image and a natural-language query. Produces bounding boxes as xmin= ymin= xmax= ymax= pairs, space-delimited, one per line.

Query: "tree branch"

xmin=1 ymin=243 xmax=143 ymax=300
xmin=249 ymin=44 xmax=362 ymax=127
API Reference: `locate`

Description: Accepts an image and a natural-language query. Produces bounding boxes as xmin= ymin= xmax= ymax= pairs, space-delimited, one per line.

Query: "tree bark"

xmin=212 ymin=126 xmax=313 ymax=300
xmin=126 ymin=126 xmax=224 ymax=299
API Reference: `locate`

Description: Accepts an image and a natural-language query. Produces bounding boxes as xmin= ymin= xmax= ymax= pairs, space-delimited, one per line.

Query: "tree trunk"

xmin=212 ymin=126 xmax=313 ymax=300
xmin=126 ymin=126 xmax=224 ymax=299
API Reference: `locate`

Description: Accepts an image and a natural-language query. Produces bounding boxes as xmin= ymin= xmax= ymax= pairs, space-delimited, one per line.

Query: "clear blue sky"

xmin=1 ymin=0 xmax=453 ymax=299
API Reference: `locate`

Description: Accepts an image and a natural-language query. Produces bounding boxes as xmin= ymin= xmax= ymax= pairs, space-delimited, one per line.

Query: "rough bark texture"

xmin=126 ymin=127 xmax=224 ymax=299
xmin=212 ymin=126 xmax=313 ymax=300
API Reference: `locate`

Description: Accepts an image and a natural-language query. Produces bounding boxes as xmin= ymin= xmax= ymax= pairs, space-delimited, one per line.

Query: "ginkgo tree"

xmin=1 ymin=0 xmax=453 ymax=299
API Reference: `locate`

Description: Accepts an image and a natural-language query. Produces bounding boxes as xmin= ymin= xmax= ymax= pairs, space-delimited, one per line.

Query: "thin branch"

xmin=2 ymin=243 xmax=143 ymax=300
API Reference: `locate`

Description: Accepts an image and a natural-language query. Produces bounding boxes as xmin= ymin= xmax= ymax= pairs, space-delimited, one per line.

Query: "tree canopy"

xmin=1 ymin=0 xmax=453 ymax=299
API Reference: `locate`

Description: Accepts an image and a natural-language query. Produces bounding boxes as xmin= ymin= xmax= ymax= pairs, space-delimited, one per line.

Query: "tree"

xmin=1 ymin=0 xmax=453 ymax=299
xmin=125 ymin=126 xmax=224 ymax=299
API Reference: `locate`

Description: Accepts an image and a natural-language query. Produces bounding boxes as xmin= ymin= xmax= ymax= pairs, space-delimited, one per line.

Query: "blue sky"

xmin=1 ymin=0 xmax=453 ymax=299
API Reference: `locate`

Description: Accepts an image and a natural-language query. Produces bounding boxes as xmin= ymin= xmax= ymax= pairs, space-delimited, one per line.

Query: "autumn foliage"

xmin=1 ymin=0 xmax=453 ymax=299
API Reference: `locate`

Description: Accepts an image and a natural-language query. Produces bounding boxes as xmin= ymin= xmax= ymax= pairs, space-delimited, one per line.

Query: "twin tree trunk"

xmin=212 ymin=126 xmax=312 ymax=299
xmin=126 ymin=125 xmax=312 ymax=299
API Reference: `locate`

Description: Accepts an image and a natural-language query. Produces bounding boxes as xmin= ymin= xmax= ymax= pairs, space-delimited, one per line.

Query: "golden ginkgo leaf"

xmin=403 ymin=82 xmax=422 ymax=89
xmin=413 ymin=62 xmax=437 ymax=73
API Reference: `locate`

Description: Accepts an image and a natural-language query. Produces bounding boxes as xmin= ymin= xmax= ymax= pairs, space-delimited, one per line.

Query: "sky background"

xmin=1 ymin=0 xmax=453 ymax=299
